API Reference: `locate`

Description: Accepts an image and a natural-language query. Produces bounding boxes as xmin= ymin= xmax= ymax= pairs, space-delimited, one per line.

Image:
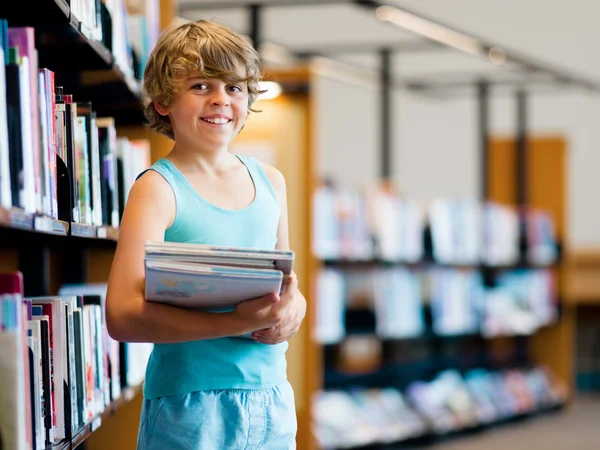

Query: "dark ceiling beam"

xmin=292 ymin=40 xmax=445 ymax=58
xmin=404 ymin=75 xmax=581 ymax=92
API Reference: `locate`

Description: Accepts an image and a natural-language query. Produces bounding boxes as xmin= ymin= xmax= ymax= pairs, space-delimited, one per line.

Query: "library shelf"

xmin=1 ymin=0 xmax=143 ymax=124
xmin=96 ymin=225 xmax=120 ymax=241
xmin=0 ymin=207 xmax=119 ymax=243
xmin=70 ymin=223 xmax=99 ymax=239
xmin=71 ymin=384 xmax=143 ymax=449
xmin=45 ymin=384 xmax=143 ymax=450
xmin=328 ymin=401 xmax=565 ymax=450
xmin=0 ymin=206 xmax=34 ymax=231
xmin=321 ymin=257 xmax=557 ymax=272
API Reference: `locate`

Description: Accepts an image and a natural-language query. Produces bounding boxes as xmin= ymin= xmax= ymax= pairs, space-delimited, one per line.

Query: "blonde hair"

xmin=142 ymin=20 xmax=264 ymax=139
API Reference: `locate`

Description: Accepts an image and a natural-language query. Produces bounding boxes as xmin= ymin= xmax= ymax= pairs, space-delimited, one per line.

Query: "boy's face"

xmin=156 ymin=66 xmax=249 ymax=150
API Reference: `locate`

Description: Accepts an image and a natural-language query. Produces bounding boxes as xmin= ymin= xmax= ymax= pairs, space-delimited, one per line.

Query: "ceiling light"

xmin=376 ymin=5 xmax=485 ymax=57
xmin=488 ymin=47 xmax=507 ymax=65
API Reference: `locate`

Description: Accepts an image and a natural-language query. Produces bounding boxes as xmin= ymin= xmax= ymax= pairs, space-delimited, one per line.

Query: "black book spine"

xmin=5 ymin=63 xmax=23 ymax=208
xmin=39 ymin=320 xmax=53 ymax=446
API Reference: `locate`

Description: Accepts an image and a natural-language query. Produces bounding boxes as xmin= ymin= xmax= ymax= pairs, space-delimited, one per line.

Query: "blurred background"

xmin=1 ymin=1 xmax=600 ymax=449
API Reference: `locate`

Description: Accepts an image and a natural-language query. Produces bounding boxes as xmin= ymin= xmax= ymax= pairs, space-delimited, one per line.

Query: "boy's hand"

xmin=232 ymin=292 xmax=285 ymax=334
xmin=251 ymin=273 xmax=306 ymax=345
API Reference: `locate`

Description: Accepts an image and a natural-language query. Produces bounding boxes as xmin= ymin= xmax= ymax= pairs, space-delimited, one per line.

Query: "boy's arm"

xmin=251 ymin=163 xmax=307 ymax=345
xmin=105 ymin=170 xmax=280 ymax=343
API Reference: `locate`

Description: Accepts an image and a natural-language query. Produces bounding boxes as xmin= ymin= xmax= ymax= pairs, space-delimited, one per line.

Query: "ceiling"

xmin=176 ymin=0 xmax=598 ymax=94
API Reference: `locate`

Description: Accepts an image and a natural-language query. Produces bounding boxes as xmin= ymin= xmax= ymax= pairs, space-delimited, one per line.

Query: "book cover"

xmin=0 ymin=270 xmax=31 ymax=450
xmin=5 ymin=49 xmax=25 ymax=209
xmin=30 ymin=297 xmax=67 ymax=441
xmin=31 ymin=310 xmax=54 ymax=445
xmin=145 ymin=259 xmax=283 ymax=309
xmin=8 ymin=27 xmax=41 ymax=214
xmin=0 ymin=42 xmax=10 ymax=208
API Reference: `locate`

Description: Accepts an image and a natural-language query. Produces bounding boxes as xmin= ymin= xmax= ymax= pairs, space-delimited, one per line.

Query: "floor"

xmin=422 ymin=395 xmax=600 ymax=450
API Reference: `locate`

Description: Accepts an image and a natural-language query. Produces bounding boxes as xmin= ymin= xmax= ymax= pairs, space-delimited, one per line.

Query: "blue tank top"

xmin=139 ymin=154 xmax=288 ymax=398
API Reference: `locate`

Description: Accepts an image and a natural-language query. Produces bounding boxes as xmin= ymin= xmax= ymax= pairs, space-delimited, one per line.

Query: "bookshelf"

xmin=0 ymin=0 xmax=173 ymax=449
xmin=236 ymin=63 xmax=570 ymax=450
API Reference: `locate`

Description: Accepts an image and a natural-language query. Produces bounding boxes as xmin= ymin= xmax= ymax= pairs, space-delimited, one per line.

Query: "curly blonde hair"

xmin=142 ymin=20 xmax=264 ymax=139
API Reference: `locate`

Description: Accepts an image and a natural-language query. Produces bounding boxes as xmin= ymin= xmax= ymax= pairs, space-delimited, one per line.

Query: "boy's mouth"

xmin=200 ymin=117 xmax=232 ymax=125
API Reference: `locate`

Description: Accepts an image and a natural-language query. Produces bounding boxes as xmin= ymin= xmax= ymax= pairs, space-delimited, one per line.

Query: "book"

xmin=0 ymin=272 xmax=32 ymax=450
xmin=144 ymin=241 xmax=294 ymax=310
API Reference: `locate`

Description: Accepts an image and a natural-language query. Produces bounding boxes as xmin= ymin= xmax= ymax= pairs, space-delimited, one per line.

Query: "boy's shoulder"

xmin=256 ymin=159 xmax=286 ymax=193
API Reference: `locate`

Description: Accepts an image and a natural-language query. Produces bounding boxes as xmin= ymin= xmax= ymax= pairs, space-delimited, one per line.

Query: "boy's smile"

xmin=200 ymin=114 xmax=232 ymax=125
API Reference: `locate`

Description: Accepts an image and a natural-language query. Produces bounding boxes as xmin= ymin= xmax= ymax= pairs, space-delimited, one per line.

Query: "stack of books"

xmin=144 ymin=241 xmax=295 ymax=309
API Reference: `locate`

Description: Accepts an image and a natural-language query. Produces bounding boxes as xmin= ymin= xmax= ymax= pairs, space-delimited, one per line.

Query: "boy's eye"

xmin=228 ymin=85 xmax=242 ymax=93
xmin=191 ymin=83 xmax=209 ymax=90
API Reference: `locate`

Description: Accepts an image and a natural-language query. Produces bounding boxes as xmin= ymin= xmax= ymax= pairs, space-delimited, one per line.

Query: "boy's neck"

xmin=167 ymin=145 xmax=237 ymax=173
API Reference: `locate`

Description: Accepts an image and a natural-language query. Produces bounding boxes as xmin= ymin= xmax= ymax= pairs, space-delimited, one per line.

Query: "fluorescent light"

xmin=311 ymin=57 xmax=379 ymax=90
xmin=257 ymin=81 xmax=282 ymax=100
xmin=376 ymin=5 xmax=484 ymax=57
xmin=488 ymin=47 xmax=506 ymax=65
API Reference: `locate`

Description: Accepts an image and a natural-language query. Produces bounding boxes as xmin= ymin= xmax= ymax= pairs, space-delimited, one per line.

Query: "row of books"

xmin=122 ymin=0 xmax=161 ymax=78
xmin=0 ymin=275 xmax=152 ymax=450
xmin=312 ymin=365 xmax=567 ymax=449
xmin=0 ymin=18 xmax=151 ymax=225
xmin=312 ymin=185 xmax=558 ymax=266
xmin=56 ymin=0 xmax=160 ymax=83
xmin=314 ymin=267 xmax=558 ymax=344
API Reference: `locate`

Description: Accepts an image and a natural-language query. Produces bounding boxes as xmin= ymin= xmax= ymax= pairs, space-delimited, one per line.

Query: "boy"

xmin=105 ymin=19 xmax=306 ymax=449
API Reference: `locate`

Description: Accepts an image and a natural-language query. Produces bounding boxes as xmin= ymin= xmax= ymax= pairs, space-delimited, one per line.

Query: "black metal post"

xmin=478 ymin=81 xmax=490 ymax=201
xmin=516 ymin=89 xmax=528 ymax=207
xmin=380 ymin=48 xmax=392 ymax=180
xmin=249 ymin=4 xmax=262 ymax=54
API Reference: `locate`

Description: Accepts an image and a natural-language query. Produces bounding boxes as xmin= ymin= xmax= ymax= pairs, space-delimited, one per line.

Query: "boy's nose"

xmin=210 ymin=89 xmax=230 ymax=106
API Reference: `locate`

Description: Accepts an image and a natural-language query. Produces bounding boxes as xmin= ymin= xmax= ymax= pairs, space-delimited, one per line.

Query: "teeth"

xmin=203 ymin=117 xmax=229 ymax=124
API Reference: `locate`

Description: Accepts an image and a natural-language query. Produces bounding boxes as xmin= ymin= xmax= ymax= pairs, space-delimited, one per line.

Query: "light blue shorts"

xmin=136 ymin=381 xmax=297 ymax=450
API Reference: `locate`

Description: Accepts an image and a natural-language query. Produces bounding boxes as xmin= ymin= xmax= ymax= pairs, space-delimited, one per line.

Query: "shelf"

xmin=0 ymin=206 xmax=34 ymax=230
xmin=321 ymin=258 xmax=557 ymax=271
xmin=71 ymin=385 xmax=142 ymax=449
xmin=97 ymin=225 xmax=120 ymax=241
xmin=0 ymin=207 xmax=119 ymax=245
xmin=329 ymin=402 xmax=564 ymax=450
xmin=0 ymin=0 xmax=143 ymax=125
xmin=45 ymin=384 xmax=142 ymax=450
xmin=70 ymin=223 xmax=99 ymax=239
xmin=34 ymin=215 xmax=70 ymax=236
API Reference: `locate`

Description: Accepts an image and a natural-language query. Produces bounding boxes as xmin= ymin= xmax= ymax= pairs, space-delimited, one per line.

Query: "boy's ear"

xmin=153 ymin=100 xmax=170 ymax=116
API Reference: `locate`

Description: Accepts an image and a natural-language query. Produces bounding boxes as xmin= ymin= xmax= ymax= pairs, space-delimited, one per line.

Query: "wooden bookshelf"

xmin=0 ymin=206 xmax=122 ymax=242
xmin=1 ymin=0 xmax=144 ymax=124
xmin=41 ymin=384 xmax=143 ymax=450
xmin=0 ymin=0 xmax=159 ymax=447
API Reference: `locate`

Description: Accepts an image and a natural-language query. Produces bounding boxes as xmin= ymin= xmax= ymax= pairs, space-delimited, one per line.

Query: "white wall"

xmin=315 ymin=0 xmax=600 ymax=247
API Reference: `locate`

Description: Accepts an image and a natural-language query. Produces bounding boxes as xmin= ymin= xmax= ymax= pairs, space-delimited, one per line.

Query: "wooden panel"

xmin=488 ymin=136 xmax=565 ymax=237
xmin=84 ymin=392 xmax=143 ymax=450
xmin=528 ymin=137 xmax=566 ymax=239
xmin=0 ymin=249 xmax=19 ymax=272
xmin=488 ymin=138 xmax=516 ymax=205
xmin=231 ymin=88 xmax=316 ymax=450
xmin=563 ymin=249 xmax=600 ymax=304
xmin=530 ymin=305 xmax=575 ymax=396
xmin=489 ymin=136 xmax=572 ymax=391
xmin=159 ymin=0 xmax=177 ymax=30
xmin=87 ymin=249 xmax=117 ymax=283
